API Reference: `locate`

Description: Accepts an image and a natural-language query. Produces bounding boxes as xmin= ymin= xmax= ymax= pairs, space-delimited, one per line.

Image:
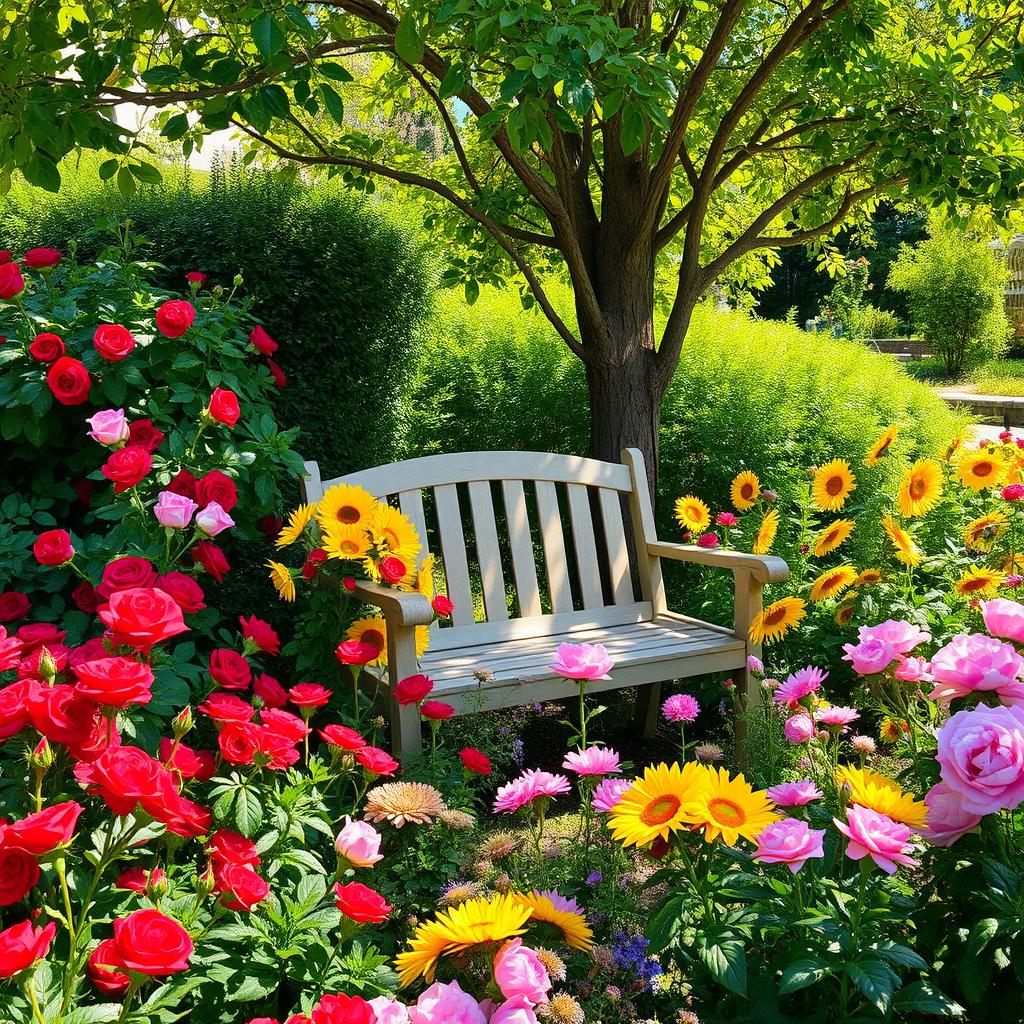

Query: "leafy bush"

xmin=888 ymin=219 xmax=1010 ymax=375
xmin=854 ymin=304 xmax=902 ymax=339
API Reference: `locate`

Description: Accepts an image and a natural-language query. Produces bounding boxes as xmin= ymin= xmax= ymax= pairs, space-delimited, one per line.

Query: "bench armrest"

xmin=647 ymin=541 xmax=789 ymax=584
xmin=350 ymin=580 xmax=435 ymax=627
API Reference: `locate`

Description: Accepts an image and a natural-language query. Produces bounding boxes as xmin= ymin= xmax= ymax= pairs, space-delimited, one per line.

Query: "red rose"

xmin=334 ymin=640 xmax=379 ymax=667
xmin=88 ymin=938 xmax=130 ymax=995
xmin=259 ymin=708 xmax=309 ymax=743
xmin=93 ymin=323 xmax=136 ymax=361
xmin=394 ymin=674 xmax=433 ymax=705
xmin=0 ymin=681 xmax=34 ymax=740
xmin=334 ymin=882 xmax=392 ymax=925
xmin=67 ymin=637 xmax=108 ymax=667
xmin=155 ymin=300 xmax=196 ymax=338
xmin=166 ymin=469 xmax=198 ymax=499
xmin=253 ymin=672 xmax=288 ymax=707
xmin=311 ymin=994 xmax=375 ymax=1024
xmin=74 ymin=746 xmax=177 ymax=818
xmin=342 ymin=576 xmax=357 ymax=592
xmin=218 ymin=722 xmax=257 ymax=765
xmin=302 ymin=558 xmax=319 ymax=581
xmin=378 ymin=556 xmax=407 ymax=585
xmin=0 ymin=251 xmax=9 ymax=263
xmin=208 ymin=829 xmax=261 ymax=868
xmin=70 ymin=581 xmax=101 ymax=613
xmin=0 ymin=592 xmax=30 ymax=622
xmin=239 ymin=615 xmax=279 ymax=655
xmin=0 ymin=631 xmax=23 ymax=674
xmin=3 ymin=801 xmax=83 ymax=855
xmin=249 ymin=325 xmax=278 ymax=355
xmin=215 ymin=863 xmax=269 ymax=911
xmin=209 ymin=648 xmax=252 ymax=691
xmin=97 ymin=587 xmax=189 ymax=652
xmin=96 ymin=556 xmax=158 ymax=598
xmin=0 ymin=262 xmax=25 ymax=300
xmin=258 ymin=515 xmax=283 ymax=542
xmin=109 ymin=909 xmax=192 ymax=975
xmin=18 ymin=644 xmax=69 ymax=678
xmin=432 ymin=595 xmax=454 ymax=618
xmin=16 ymin=624 xmax=65 ymax=653
xmin=72 ymin=657 xmax=154 ymax=707
xmin=115 ymin=867 xmax=166 ymax=893
xmin=33 ymin=529 xmax=74 ymax=566
xmin=0 ymin=849 xmax=40 ymax=906
xmin=355 ymin=745 xmax=398 ymax=777
xmin=267 ymin=358 xmax=286 ymax=388
xmin=156 ymin=572 xmax=206 ymax=615
xmin=192 ymin=541 xmax=230 ymax=582
xmin=319 ymin=724 xmax=366 ymax=751
xmin=127 ymin=419 xmax=164 ymax=453
xmin=198 ymin=692 xmax=254 ymax=725
xmin=27 ymin=684 xmax=96 ymax=747
xmin=23 ymin=247 xmax=60 ymax=269
xmin=288 ymin=683 xmax=331 ymax=708
xmin=460 ymin=747 xmax=492 ymax=775
xmin=420 ymin=700 xmax=455 ymax=721
xmin=161 ymin=794 xmax=212 ymax=839
xmin=46 ymin=356 xmax=91 ymax=405
xmin=0 ymin=920 xmax=56 ymax=978
xmin=196 ymin=470 xmax=238 ymax=511
xmin=208 ymin=387 xmax=240 ymax=427
xmin=250 ymin=725 xmax=301 ymax=770
xmin=185 ymin=271 xmax=207 ymax=286
xmin=101 ymin=445 xmax=152 ymax=493
xmin=159 ymin=739 xmax=216 ymax=781
xmin=28 ymin=332 xmax=64 ymax=362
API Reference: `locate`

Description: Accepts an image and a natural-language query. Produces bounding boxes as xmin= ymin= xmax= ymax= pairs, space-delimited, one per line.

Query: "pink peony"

xmin=334 ymin=816 xmax=383 ymax=867
xmin=857 ymin=620 xmax=930 ymax=656
xmin=407 ymin=981 xmax=486 ymax=1024
xmin=493 ymin=939 xmax=551 ymax=1003
xmin=747 ymin=655 xmax=764 ymax=675
xmin=773 ymin=666 xmax=826 ymax=709
xmin=696 ymin=533 xmax=719 ymax=548
xmin=841 ymin=636 xmax=896 ymax=676
xmin=591 ymin=777 xmax=632 ymax=812
xmin=662 ymin=693 xmax=700 ymax=723
xmin=195 ymin=501 xmax=235 ymax=537
xmin=716 ymin=512 xmax=738 ymax=527
xmin=784 ymin=714 xmax=815 ymax=744
xmin=929 ymin=633 xmax=1024 ymax=705
xmin=894 ymin=656 xmax=932 ymax=683
xmin=368 ymin=997 xmax=410 ymax=1024
xmin=548 ymin=642 xmax=614 ymax=681
xmin=815 ymin=705 xmax=860 ymax=728
xmin=753 ymin=818 xmax=825 ymax=873
xmin=982 ymin=598 xmax=1024 ymax=645
xmin=834 ymin=805 xmax=918 ymax=874
xmin=766 ymin=779 xmax=822 ymax=806
xmin=1003 ymin=484 xmax=1024 ymax=501
xmin=561 ymin=746 xmax=621 ymax=777
xmin=493 ymin=770 xmax=571 ymax=814
xmin=489 ymin=998 xmax=539 ymax=1024
xmin=919 ymin=782 xmax=983 ymax=847
xmin=86 ymin=409 xmax=130 ymax=446
xmin=153 ymin=491 xmax=198 ymax=530
xmin=936 ymin=704 xmax=1024 ymax=815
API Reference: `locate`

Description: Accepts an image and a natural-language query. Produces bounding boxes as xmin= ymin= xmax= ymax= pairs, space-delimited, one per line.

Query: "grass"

xmin=903 ymin=356 xmax=1024 ymax=397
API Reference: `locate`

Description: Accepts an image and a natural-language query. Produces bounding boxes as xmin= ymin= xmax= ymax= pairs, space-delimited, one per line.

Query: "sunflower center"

xmin=383 ymin=527 xmax=401 ymax=548
xmin=340 ymin=539 xmax=359 ymax=554
xmin=825 ymin=475 xmax=845 ymax=496
xmin=640 ymin=794 xmax=681 ymax=826
xmin=740 ymin=483 xmax=754 ymax=499
xmin=337 ymin=505 xmax=361 ymax=524
xmin=973 ymin=461 xmax=994 ymax=478
xmin=708 ymin=797 xmax=746 ymax=827
xmin=763 ymin=606 xmax=787 ymax=626
xmin=961 ymin=577 xmax=989 ymax=593
xmin=877 ymin=438 xmax=893 ymax=457
xmin=909 ymin=477 xmax=927 ymax=499
xmin=360 ymin=629 xmax=385 ymax=651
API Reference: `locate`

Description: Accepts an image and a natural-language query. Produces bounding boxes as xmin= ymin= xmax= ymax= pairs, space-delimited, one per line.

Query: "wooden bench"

xmin=938 ymin=390 xmax=1024 ymax=429
xmin=300 ymin=449 xmax=789 ymax=756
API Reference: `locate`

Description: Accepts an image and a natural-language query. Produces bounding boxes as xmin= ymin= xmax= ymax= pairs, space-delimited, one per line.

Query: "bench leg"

xmin=634 ymin=681 xmax=663 ymax=738
xmin=385 ymin=622 xmax=423 ymax=759
xmin=733 ymin=569 xmax=765 ymax=767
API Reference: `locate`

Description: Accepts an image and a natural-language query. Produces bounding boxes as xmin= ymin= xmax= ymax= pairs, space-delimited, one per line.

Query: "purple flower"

xmin=662 ymin=693 xmax=700 ymax=723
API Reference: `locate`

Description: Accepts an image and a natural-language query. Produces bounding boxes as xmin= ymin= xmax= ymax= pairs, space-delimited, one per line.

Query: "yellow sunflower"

xmin=416 ymin=554 xmax=437 ymax=599
xmin=748 ymin=597 xmax=806 ymax=644
xmin=395 ymin=893 xmax=531 ymax=987
xmin=274 ymin=503 xmax=316 ymax=549
xmin=878 ymin=719 xmax=907 ymax=744
xmin=753 ymin=508 xmax=779 ymax=555
xmin=265 ymin=561 xmax=297 ymax=602
xmin=674 ymin=495 xmax=711 ymax=534
xmin=808 ymin=564 xmax=858 ymax=602
xmin=853 ymin=568 xmax=883 ymax=587
xmin=812 ymin=460 xmax=856 ymax=512
xmin=835 ymin=765 xmax=926 ymax=829
xmin=864 ymin=424 xmax=899 ymax=467
xmin=835 ymin=602 xmax=856 ymax=626
xmin=606 ymin=761 xmax=711 ymax=849
xmin=317 ymin=483 xmax=378 ymax=531
xmin=368 ymin=503 xmax=423 ymax=565
xmin=691 ymin=767 xmax=780 ymax=846
xmin=957 ymin=450 xmax=1006 ymax=492
xmin=954 ymin=566 xmax=1006 ymax=598
xmin=512 ymin=890 xmax=594 ymax=950
xmin=964 ymin=511 xmax=1009 ymax=553
xmin=730 ymin=471 xmax=761 ymax=512
xmin=322 ymin=523 xmax=372 ymax=561
xmin=344 ymin=616 xmax=429 ymax=665
xmin=812 ymin=518 xmax=854 ymax=557
xmin=881 ymin=515 xmax=921 ymax=567
xmin=897 ymin=459 xmax=943 ymax=518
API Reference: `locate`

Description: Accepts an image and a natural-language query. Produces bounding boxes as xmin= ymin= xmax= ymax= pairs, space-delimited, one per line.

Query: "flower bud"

xmin=233 ymin=273 xmax=244 ymax=288
xmin=838 ymin=781 xmax=852 ymax=809
xmin=37 ymin=648 xmax=57 ymax=682
xmin=195 ymin=864 xmax=216 ymax=898
xmin=172 ymin=706 xmax=194 ymax=739
xmin=29 ymin=739 xmax=53 ymax=772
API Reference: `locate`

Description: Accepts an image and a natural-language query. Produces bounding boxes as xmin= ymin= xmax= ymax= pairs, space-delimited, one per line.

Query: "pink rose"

xmin=919 ymin=782 xmax=982 ymax=847
xmin=489 ymin=998 xmax=539 ymax=1024
xmin=784 ymin=714 xmax=815 ymax=744
xmin=86 ymin=409 xmax=130 ymax=447
xmin=368 ymin=997 xmax=410 ymax=1024
xmin=407 ymin=981 xmax=486 ymax=1024
xmin=753 ymin=818 xmax=825 ymax=873
xmin=548 ymin=642 xmax=614 ymax=681
xmin=334 ymin=815 xmax=383 ymax=867
xmin=833 ymin=805 xmax=918 ymax=874
xmin=841 ymin=636 xmax=896 ymax=676
xmin=929 ymin=633 xmax=1024 ymax=705
xmin=856 ymin=619 xmax=930 ymax=655
xmin=493 ymin=939 xmax=551 ymax=1003
xmin=936 ymin=704 xmax=1024 ymax=815
xmin=983 ymin=598 xmax=1024 ymax=644
xmin=153 ymin=491 xmax=199 ymax=530
xmin=195 ymin=501 xmax=235 ymax=537
xmin=894 ymin=656 xmax=932 ymax=683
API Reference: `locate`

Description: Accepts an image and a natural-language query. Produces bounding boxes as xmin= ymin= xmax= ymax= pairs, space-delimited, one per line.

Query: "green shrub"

xmin=853 ymin=304 xmax=902 ymax=339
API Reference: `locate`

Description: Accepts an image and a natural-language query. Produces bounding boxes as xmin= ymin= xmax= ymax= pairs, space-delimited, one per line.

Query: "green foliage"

xmin=854 ymin=305 xmax=902 ymax=340
xmin=888 ymin=219 xmax=1010 ymax=375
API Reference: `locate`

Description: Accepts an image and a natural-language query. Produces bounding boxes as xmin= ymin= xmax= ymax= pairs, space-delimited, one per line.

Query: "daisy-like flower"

xmin=674 ymin=495 xmax=711 ymax=534
xmin=835 ymin=602 xmax=856 ymax=627
xmin=815 ymin=705 xmax=860 ymax=727
xmin=766 ymin=779 xmax=822 ymax=806
xmin=694 ymin=743 xmax=725 ymax=763
xmin=752 ymin=508 xmax=779 ymax=555
xmin=896 ymin=459 xmax=943 ymax=517
xmin=954 ymin=566 xmax=1006 ymax=599
xmin=480 ymin=831 xmax=519 ymax=860
xmin=513 ymin=889 xmax=594 ymax=949
xmin=607 ymin=762 xmax=710 ymax=848
xmin=439 ymin=809 xmax=475 ymax=830
xmin=316 ymin=482 xmax=377 ymax=530
xmin=534 ymin=947 xmax=567 ymax=982
xmin=773 ymin=666 xmax=827 ymax=709
xmin=730 ymin=470 xmax=760 ymax=511
xmin=274 ymin=503 xmax=316 ymax=548
xmin=958 ymin=449 xmax=1005 ymax=492
xmin=812 ymin=459 xmax=856 ymax=511
xmin=662 ymin=693 xmax=700 ymax=723
xmin=368 ymin=503 xmax=422 ymax=566
xmin=539 ymin=994 xmax=585 ymax=1024
xmin=853 ymin=568 xmax=883 ymax=587
xmin=850 ymin=735 xmax=877 ymax=755
xmin=691 ymin=767 xmax=780 ymax=846
xmin=493 ymin=770 xmax=571 ymax=814
xmin=265 ymin=561 xmax=297 ymax=601
xmin=835 ymin=765 xmax=926 ymax=828
xmin=865 ymin=424 xmax=899 ymax=466
xmin=364 ymin=782 xmax=445 ymax=827
xmin=749 ymin=597 xmax=806 ymax=644
xmin=322 ymin=523 xmax=372 ymax=561
xmin=562 ymin=746 xmax=622 ymax=777
xmin=591 ymin=777 xmax=632 ymax=812
xmin=438 ymin=880 xmax=483 ymax=908
xmin=812 ymin=518 xmax=854 ymax=557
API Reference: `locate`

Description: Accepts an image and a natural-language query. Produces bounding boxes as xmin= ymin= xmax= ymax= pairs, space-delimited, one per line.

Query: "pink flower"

xmin=696 ymin=532 xmax=719 ymax=548
xmin=919 ymin=782 xmax=982 ymax=847
xmin=773 ymin=666 xmax=826 ymax=709
xmin=784 ymin=714 xmax=815 ymax=744
xmin=841 ymin=636 xmax=896 ymax=676
xmin=1003 ymin=484 xmax=1024 ymax=501
xmin=489 ymin=998 xmax=539 ymax=1024
xmin=716 ymin=512 xmax=738 ymax=527
xmin=747 ymin=655 xmax=764 ymax=675
xmin=493 ymin=770 xmax=571 ymax=814
xmin=153 ymin=491 xmax=198 ymax=530
xmin=753 ymin=818 xmax=825 ymax=873
xmin=493 ymin=938 xmax=551 ymax=1003
xmin=591 ymin=777 xmax=631 ymax=812
xmin=548 ymin=642 xmax=614 ymax=681
xmin=894 ymin=656 xmax=932 ymax=683
xmin=195 ymin=501 xmax=235 ymax=537
xmin=86 ymin=409 xmax=130 ymax=446
xmin=857 ymin=620 xmax=930 ymax=655
xmin=815 ymin=705 xmax=860 ymax=728
xmin=928 ymin=633 xmax=1024 ymax=705
xmin=368 ymin=997 xmax=410 ymax=1024
xmin=833 ymin=805 xmax=918 ymax=874
xmin=561 ymin=746 xmax=621 ymax=777
xmin=407 ymin=981 xmax=486 ymax=1024
xmin=334 ymin=815 xmax=383 ymax=867
xmin=766 ymin=779 xmax=822 ymax=806
xmin=936 ymin=704 xmax=1024 ymax=815
xmin=662 ymin=693 xmax=700 ymax=723
xmin=982 ymin=597 xmax=1024 ymax=644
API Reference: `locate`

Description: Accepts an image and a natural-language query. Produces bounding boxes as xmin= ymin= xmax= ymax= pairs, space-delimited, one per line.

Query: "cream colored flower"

xmin=363 ymin=782 xmax=445 ymax=827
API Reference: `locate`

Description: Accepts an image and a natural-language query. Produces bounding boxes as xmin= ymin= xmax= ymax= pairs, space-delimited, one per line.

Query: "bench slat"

xmin=433 ymin=484 xmax=475 ymax=627
xmin=598 ymin=487 xmax=634 ymax=604
xmin=468 ymin=481 xmax=508 ymax=622
xmin=534 ymin=481 xmax=573 ymax=614
xmin=501 ymin=480 xmax=542 ymax=618
xmin=397 ymin=489 xmax=430 ymax=571
xmin=567 ymin=483 xmax=603 ymax=609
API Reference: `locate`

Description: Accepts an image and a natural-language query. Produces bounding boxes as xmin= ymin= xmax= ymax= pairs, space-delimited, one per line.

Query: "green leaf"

xmin=894 ymin=980 xmax=965 ymax=1016
xmin=22 ymin=154 xmax=61 ymax=192
xmin=116 ymin=166 xmax=136 ymax=198
xmin=394 ymin=12 xmax=424 ymax=63
xmin=97 ymin=158 xmax=118 ymax=180
xmin=319 ymin=84 xmax=344 ymax=126
xmin=259 ymin=84 xmax=291 ymax=119
xmin=63 ymin=1006 xmax=122 ymax=1023
xmin=778 ymin=957 xmax=831 ymax=994
xmin=966 ymin=917 xmax=1001 ymax=958
xmin=697 ymin=935 xmax=747 ymax=996
xmin=464 ymin=279 xmax=479 ymax=305
xmin=162 ymin=113 xmax=190 ymax=141
xmin=871 ymin=940 xmax=928 ymax=971
xmin=252 ymin=12 xmax=286 ymax=60
xmin=234 ymin=788 xmax=263 ymax=836
xmin=619 ymin=99 xmax=646 ymax=156
xmin=129 ymin=161 xmax=162 ymax=184
xmin=846 ymin=959 xmax=897 ymax=1015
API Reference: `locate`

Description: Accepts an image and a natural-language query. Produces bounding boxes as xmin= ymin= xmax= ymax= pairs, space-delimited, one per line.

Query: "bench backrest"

xmin=300 ymin=449 xmax=667 ymax=651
